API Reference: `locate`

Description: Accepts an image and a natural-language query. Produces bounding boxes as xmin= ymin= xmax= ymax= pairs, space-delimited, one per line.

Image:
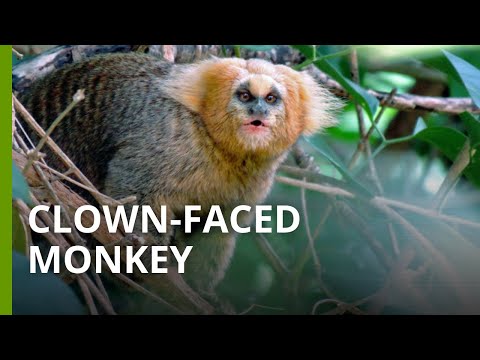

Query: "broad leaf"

xmin=414 ymin=127 xmax=467 ymax=161
xmin=316 ymin=57 xmax=379 ymax=120
xmin=414 ymin=126 xmax=480 ymax=187
xmin=12 ymin=162 xmax=30 ymax=204
xmin=304 ymin=136 xmax=374 ymax=198
xmin=12 ymin=207 xmax=27 ymax=255
xmin=460 ymin=112 xmax=480 ymax=148
xmin=13 ymin=251 xmax=86 ymax=315
xmin=443 ymin=50 xmax=480 ymax=109
xmin=291 ymin=45 xmax=379 ymax=120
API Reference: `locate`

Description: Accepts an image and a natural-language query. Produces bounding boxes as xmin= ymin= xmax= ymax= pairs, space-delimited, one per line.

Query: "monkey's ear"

xmin=164 ymin=58 xmax=246 ymax=114
xmin=163 ymin=61 xmax=218 ymax=113
xmin=297 ymin=71 xmax=342 ymax=135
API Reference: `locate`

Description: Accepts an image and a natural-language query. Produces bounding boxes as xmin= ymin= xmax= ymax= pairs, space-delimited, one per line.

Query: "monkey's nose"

xmin=248 ymin=107 xmax=268 ymax=116
xmin=250 ymin=120 xmax=263 ymax=127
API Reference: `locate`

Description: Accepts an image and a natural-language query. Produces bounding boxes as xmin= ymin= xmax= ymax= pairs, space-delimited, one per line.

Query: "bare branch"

xmin=255 ymin=234 xmax=289 ymax=279
xmin=12 ymin=45 xmax=479 ymax=115
xmin=23 ymin=89 xmax=85 ymax=174
xmin=275 ymin=175 xmax=480 ymax=231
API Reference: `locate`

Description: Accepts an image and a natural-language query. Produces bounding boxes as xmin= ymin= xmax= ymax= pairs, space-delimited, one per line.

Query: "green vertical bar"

xmin=0 ymin=45 xmax=12 ymax=315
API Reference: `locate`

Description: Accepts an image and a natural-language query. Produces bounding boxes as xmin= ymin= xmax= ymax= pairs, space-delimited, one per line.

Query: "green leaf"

xmin=303 ymin=136 xmax=374 ymax=198
xmin=325 ymin=67 xmax=378 ymax=121
xmin=465 ymin=150 xmax=480 ymax=187
xmin=414 ymin=126 xmax=467 ymax=161
xmin=237 ymin=45 xmax=276 ymax=52
xmin=443 ymin=50 xmax=480 ymax=108
xmin=460 ymin=112 xmax=480 ymax=148
xmin=291 ymin=45 xmax=316 ymax=59
xmin=12 ymin=161 xmax=31 ymax=204
xmin=414 ymin=126 xmax=480 ymax=187
xmin=13 ymin=251 xmax=87 ymax=315
xmin=460 ymin=112 xmax=480 ymax=187
xmin=12 ymin=207 xmax=27 ymax=255
xmin=291 ymin=45 xmax=379 ymax=120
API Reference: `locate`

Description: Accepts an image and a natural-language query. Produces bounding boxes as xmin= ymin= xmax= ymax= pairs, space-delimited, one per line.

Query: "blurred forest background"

xmin=11 ymin=45 xmax=480 ymax=315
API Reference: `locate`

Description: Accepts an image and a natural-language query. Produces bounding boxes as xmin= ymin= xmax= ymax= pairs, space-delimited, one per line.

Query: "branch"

xmin=365 ymin=59 xmax=448 ymax=84
xmin=275 ymin=175 xmax=480 ymax=231
xmin=306 ymin=65 xmax=479 ymax=114
xmin=12 ymin=45 xmax=479 ymax=115
xmin=13 ymin=95 xmax=135 ymax=207
xmin=255 ymin=234 xmax=289 ymax=279
xmin=14 ymin=149 xmax=214 ymax=314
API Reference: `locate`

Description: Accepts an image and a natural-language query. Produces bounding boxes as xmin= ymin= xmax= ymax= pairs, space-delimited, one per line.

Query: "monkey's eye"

xmin=265 ymin=94 xmax=277 ymax=104
xmin=238 ymin=91 xmax=251 ymax=102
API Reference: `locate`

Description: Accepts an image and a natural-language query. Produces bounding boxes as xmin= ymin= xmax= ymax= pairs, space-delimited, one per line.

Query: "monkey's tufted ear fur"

xmin=162 ymin=62 xmax=211 ymax=113
xmin=296 ymin=71 xmax=343 ymax=135
xmin=163 ymin=58 xmax=246 ymax=114
xmin=274 ymin=64 xmax=342 ymax=136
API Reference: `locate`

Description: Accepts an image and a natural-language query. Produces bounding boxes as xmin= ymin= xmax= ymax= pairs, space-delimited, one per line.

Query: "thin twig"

xmin=348 ymin=49 xmax=385 ymax=195
xmin=90 ymin=264 xmax=112 ymax=306
xmin=276 ymin=175 xmax=354 ymax=198
xmin=16 ymin=210 xmax=32 ymax=257
xmin=77 ymin=277 xmax=99 ymax=315
xmin=371 ymin=202 xmax=474 ymax=310
xmin=276 ymin=175 xmax=480 ymax=230
xmin=23 ymin=90 xmax=85 ymax=174
xmin=300 ymin=181 xmax=322 ymax=276
xmin=239 ymin=304 xmax=285 ymax=315
xmin=13 ymin=95 xmax=130 ymax=207
xmin=32 ymin=162 xmax=86 ymax=246
xmin=15 ymin=198 xmax=116 ymax=315
xmin=433 ymin=139 xmax=472 ymax=211
xmin=12 ymin=47 xmax=24 ymax=60
xmin=311 ymin=298 xmax=367 ymax=315
xmin=349 ymin=89 xmax=400 ymax=255
xmin=110 ymin=271 xmax=184 ymax=315
xmin=35 ymin=160 xmax=116 ymax=200
xmin=255 ymin=234 xmax=289 ymax=279
xmin=299 ymin=180 xmax=333 ymax=296
xmin=349 ymin=89 xmax=397 ymax=167
xmin=279 ymin=165 xmax=345 ymax=187
xmin=14 ymin=200 xmax=105 ymax=314
xmin=335 ymin=201 xmax=392 ymax=271
xmin=350 ymin=49 xmax=367 ymax=138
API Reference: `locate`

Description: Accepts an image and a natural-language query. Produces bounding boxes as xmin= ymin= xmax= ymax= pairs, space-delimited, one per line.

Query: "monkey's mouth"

xmin=242 ymin=119 xmax=270 ymax=135
xmin=243 ymin=119 xmax=269 ymax=128
xmin=249 ymin=119 xmax=266 ymax=127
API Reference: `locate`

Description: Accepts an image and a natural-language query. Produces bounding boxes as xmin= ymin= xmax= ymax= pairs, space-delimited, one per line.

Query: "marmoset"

xmin=20 ymin=52 xmax=340 ymax=293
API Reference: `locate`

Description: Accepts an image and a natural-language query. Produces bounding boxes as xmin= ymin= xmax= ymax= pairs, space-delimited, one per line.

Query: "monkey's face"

xmin=226 ymin=73 xmax=290 ymax=153
xmin=167 ymin=58 xmax=340 ymax=159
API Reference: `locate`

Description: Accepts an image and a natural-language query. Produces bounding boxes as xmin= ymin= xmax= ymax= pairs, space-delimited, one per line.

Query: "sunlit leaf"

xmin=443 ymin=50 xmax=480 ymax=108
xmin=291 ymin=45 xmax=379 ymax=120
